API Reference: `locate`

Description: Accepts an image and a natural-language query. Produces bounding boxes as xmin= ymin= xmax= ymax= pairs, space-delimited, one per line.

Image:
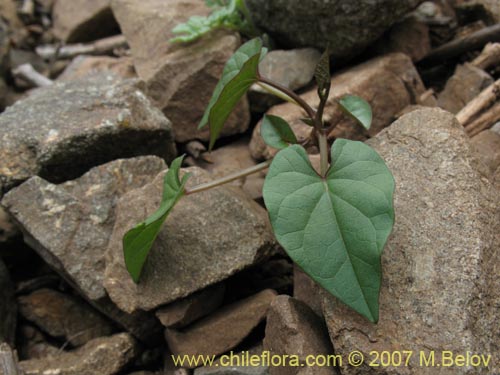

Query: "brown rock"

xmin=438 ymin=63 xmax=493 ymax=114
xmin=263 ymin=295 xmax=336 ymax=375
xmin=18 ymin=332 xmax=138 ymax=375
xmin=2 ymin=157 xmax=166 ymax=342
xmin=0 ymin=75 xmax=176 ymax=196
xmin=104 ymin=167 xmax=276 ymax=313
xmin=293 ymin=266 xmax=322 ymax=318
xmin=471 ymin=129 xmax=500 ymax=177
xmin=323 ymin=108 xmax=500 ymax=375
xmin=370 ymin=17 xmax=431 ymax=61
xmin=0 ymin=257 xmax=16 ymax=345
xmin=18 ymin=288 xmax=115 ymax=347
xmin=156 ymin=283 xmax=225 ymax=329
xmin=0 ymin=206 xmax=18 ymax=242
xmin=58 ymin=55 xmax=136 ymax=81
xmin=165 ymin=289 xmax=277 ymax=361
xmin=18 ymin=325 xmax=60 ymax=360
xmin=250 ymin=53 xmax=426 ymax=160
xmin=52 ymin=0 xmax=119 ymax=42
xmin=111 ymin=0 xmax=250 ymax=143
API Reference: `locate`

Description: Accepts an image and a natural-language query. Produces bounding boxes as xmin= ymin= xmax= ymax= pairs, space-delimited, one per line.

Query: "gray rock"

xmin=18 ymin=288 xmax=115 ymax=347
xmin=0 ymin=257 xmax=16 ymax=345
xmin=58 ymin=55 xmax=136 ymax=81
xmin=165 ymin=290 xmax=277 ymax=361
xmin=52 ymin=0 xmax=119 ymax=42
xmin=322 ymin=108 xmax=500 ymax=374
xmin=112 ymin=0 xmax=250 ymax=143
xmin=2 ymin=156 xmax=166 ymax=342
xmin=250 ymin=53 xmax=426 ymax=160
xmin=156 ymin=283 xmax=225 ymax=329
xmin=104 ymin=167 xmax=276 ymax=313
xmin=438 ymin=63 xmax=493 ymax=114
xmin=264 ymin=296 xmax=335 ymax=375
xmin=246 ymin=0 xmax=422 ymax=60
xmin=18 ymin=332 xmax=138 ymax=375
xmin=0 ymin=75 xmax=176 ymax=197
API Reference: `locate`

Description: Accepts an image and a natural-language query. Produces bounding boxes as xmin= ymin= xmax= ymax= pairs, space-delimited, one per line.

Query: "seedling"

xmin=123 ymin=38 xmax=395 ymax=323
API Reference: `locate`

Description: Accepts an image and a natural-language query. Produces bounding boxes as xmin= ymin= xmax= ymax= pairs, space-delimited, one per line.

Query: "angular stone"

xmin=112 ymin=0 xmax=250 ymax=143
xmin=471 ymin=129 xmax=500 ymax=177
xmin=156 ymin=283 xmax=225 ymax=329
xmin=58 ymin=55 xmax=136 ymax=81
xmin=322 ymin=108 xmax=500 ymax=375
xmin=438 ymin=63 xmax=493 ymax=114
xmin=18 ymin=288 xmax=115 ymax=347
xmin=165 ymin=290 xmax=277 ymax=360
xmin=18 ymin=333 xmax=138 ymax=375
xmin=250 ymin=53 xmax=426 ymax=160
xmin=249 ymin=48 xmax=321 ymax=112
xmin=104 ymin=167 xmax=276 ymax=313
xmin=0 ymin=75 xmax=176 ymax=196
xmin=245 ymin=0 xmax=422 ymax=60
xmin=370 ymin=17 xmax=431 ymax=61
xmin=264 ymin=296 xmax=335 ymax=375
xmin=0 ymin=257 xmax=16 ymax=345
xmin=293 ymin=266 xmax=322 ymax=318
xmin=2 ymin=157 xmax=166 ymax=341
xmin=52 ymin=0 xmax=119 ymax=42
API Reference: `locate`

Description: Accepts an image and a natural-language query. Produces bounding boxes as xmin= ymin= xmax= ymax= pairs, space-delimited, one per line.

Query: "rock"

xmin=263 ymin=296 xmax=335 ymax=375
xmin=1 ymin=156 xmax=166 ymax=342
xmin=58 ymin=55 xmax=136 ymax=81
xmin=18 ymin=288 xmax=115 ymax=347
xmin=0 ymin=206 xmax=18 ymax=242
xmin=52 ymin=0 xmax=120 ymax=42
xmin=293 ymin=266 xmax=322 ymax=318
xmin=192 ymin=138 xmax=266 ymax=200
xmin=18 ymin=325 xmax=60 ymax=360
xmin=165 ymin=289 xmax=277 ymax=361
xmin=249 ymin=49 xmax=321 ymax=112
xmin=452 ymin=0 xmax=500 ymax=23
xmin=246 ymin=0 xmax=422 ymax=60
xmin=438 ymin=63 xmax=493 ymax=114
xmin=471 ymin=129 xmax=500 ymax=177
xmin=156 ymin=283 xmax=225 ymax=329
xmin=18 ymin=332 xmax=138 ymax=375
xmin=370 ymin=17 xmax=431 ymax=62
xmin=112 ymin=0 xmax=250 ymax=143
xmin=0 ymin=257 xmax=16 ymax=345
xmin=104 ymin=167 xmax=276 ymax=313
xmin=322 ymin=108 xmax=500 ymax=375
xmin=0 ymin=74 xmax=176 ymax=196
xmin=250 ymin=53 xmax=426 ymax=160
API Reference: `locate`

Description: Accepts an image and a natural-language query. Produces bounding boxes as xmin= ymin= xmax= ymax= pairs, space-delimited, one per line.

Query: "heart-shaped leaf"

xmin=260 ymin=115 xmax=298 ymax=150
xmin=123 ymin=156 xmax=190 ymax=283
xmin=199 ymin=37 xmax=264 ymax=150
xmin=338 ymin=95 xmax=372 ymax=130
xmin=263 ymin=140 xmax=394 ymax=322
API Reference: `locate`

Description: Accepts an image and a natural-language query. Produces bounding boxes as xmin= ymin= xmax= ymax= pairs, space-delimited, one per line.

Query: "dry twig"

xmin=12 ymin=63 xmax=53 ymax=87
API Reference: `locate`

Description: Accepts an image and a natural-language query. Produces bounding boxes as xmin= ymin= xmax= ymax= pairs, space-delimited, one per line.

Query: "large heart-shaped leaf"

xmin=199 ymin=37 xmax=264 ymax=150
xmin=123 ymin=156 xmax=190 ymax=283
xmin=263 ymin=140 xmax=394 ymax=322
xmin=338 ymin=95 xmax=372 ymax=130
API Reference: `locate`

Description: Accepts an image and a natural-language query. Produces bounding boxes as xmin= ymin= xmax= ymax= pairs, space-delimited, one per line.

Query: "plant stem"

xmin=256 ymin=82 xmax=299 ymax=106
xmin=185 ymin=160 xmax=271 ymax=195
xmin=318 ymin=131 xmax=329 ymax=176
xmin=258 ymin=75 xmax=317 ymax=121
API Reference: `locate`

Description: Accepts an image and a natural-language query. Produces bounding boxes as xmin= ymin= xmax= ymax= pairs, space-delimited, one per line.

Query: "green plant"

xmin=123 ymin=38 xmax=395 ymax=323
xmin=170 ymin=0 xmax=258 ymax=43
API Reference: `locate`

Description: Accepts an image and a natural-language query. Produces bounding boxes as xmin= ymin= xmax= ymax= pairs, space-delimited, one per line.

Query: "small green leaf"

xmin=123 ymin=156 xmax=190 ymax=283
xmin=260 ymin=115 xmax=298 ymax=150
xmin=315 ymin=46 xmax=331 ymax=99
xmin=338 ymin=95 xmax=372 ymax=130
xmin=199 ymin=38 xmax=263 ymax=150
xmin=263 ymin=140 xmax=394 ymax=322
xmin=300 ymin=118 xmax=315 ymax=127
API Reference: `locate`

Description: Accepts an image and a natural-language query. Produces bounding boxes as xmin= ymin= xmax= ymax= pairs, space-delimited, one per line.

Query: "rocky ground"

xmin=0 ymin=0 xmax=499 ymax=374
